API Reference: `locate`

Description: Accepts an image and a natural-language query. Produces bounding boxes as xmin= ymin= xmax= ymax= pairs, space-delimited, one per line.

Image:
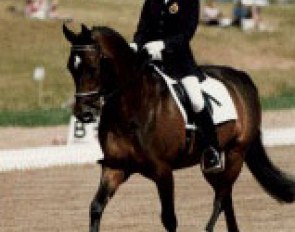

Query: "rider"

xmin=130 ymin=0 xmax=224 ymax=173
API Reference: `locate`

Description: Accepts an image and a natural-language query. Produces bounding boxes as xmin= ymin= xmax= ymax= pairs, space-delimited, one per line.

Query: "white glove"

xmin=129 ymin=42 xmax=138 ymax=52
xmin=143 ymin=40 xmax=165 ymax=60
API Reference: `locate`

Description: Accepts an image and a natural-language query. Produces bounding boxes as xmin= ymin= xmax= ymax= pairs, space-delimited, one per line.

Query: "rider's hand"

xmin=129 ymin=42 xmax=138 ymax=52
xmin=143 ymin=41 xmax=165 ymax=61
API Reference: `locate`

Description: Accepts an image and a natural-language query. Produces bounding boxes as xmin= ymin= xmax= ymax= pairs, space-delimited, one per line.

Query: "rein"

xmin=71 ymin=45 xmax=97 ymax=52
xmin=71 ymin=44 xmax=105 ymax=100
xmin=75 ymin=90 xmax=101 ymax=98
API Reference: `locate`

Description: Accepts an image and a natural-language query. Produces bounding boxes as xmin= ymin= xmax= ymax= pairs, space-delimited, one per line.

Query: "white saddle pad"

xmin=201 ymin=77 xmax=238 ymax=125
xmin=152 ymin=65 xmax=237 ymax=127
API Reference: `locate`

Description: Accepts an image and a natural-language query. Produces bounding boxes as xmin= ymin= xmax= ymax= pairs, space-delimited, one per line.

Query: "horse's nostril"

xmin=81 ymin=112 xmax=95 ymax=123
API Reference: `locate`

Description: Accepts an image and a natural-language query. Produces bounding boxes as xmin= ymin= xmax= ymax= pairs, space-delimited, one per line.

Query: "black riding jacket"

xmin=133 ymin=0 xmax=200 ymax=79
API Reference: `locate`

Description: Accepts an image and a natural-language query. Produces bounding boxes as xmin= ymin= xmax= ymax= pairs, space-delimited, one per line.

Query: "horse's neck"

xmin=97 ymin=32 xmax=167 ymax=124
xmin=120 ymin=72 xmax=164 ymax=123
xmin=99 ymin=34 xmax=135 ymax=85
xmin=114 ymin=55 xmax=134 ymax=83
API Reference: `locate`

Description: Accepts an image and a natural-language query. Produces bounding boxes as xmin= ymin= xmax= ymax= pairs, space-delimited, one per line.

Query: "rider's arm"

xmin=164 ymin=0 xmax=200 ymax=52
xmin=133 ymin=0 xmax=152 ymax=48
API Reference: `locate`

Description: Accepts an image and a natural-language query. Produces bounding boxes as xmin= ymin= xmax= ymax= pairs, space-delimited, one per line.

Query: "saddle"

xmin=151 ymin=64 xmax=238 ymax=153
xmin=151 ymin=65 xmax=238 ymax=129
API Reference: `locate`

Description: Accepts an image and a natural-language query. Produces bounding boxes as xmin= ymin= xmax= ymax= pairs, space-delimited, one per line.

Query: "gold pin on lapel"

xmin=169 ymin=2 xmax=179 ymax=14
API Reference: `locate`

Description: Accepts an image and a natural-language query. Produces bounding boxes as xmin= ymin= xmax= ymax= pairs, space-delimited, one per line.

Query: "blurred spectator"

xmin=48 ymin=0 xmax=59 ymax=19
xmin=25 ymin=0 xmax=49 ymax=20
xmin=249 ymin=0 xmax=269 ymax=30
xmin=201 ymin=0 xmax=231 ymax=27
xmin=232 ymin=0 xmax=269 ymax=31
xmin=202 ymin=0 xmax=222 ymax=26
xmin=232 ymin=0 xmax=252 ymax=27
xmin=8 ymin=0 xmax=71 ymax=21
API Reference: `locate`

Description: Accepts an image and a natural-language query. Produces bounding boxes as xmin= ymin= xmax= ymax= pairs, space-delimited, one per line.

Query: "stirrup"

xmin=201 ymin=149 xmax=225 ymax=174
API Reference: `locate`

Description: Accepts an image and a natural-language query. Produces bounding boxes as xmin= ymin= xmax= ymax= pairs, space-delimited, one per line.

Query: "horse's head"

xmin=63 ymin=24 xmax=116 ymax=123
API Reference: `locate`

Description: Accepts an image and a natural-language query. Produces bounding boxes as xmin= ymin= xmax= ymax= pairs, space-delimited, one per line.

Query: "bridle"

xmin=71 ymin=44 xmax=105 ymax=100
xmin=75 ymin=90 xmax=101 ymax=98
xmin=71 ymin=44 xmax=97 ymax=52
xmin=70 ymin=43 xmax=142 ymax=106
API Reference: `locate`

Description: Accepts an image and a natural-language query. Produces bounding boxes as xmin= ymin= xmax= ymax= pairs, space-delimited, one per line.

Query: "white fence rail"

xmin=0 ymin=144 xmax=102 ymax=173
xmin=0 ymin=128 xmax=294 ymax=173
xmin=263 ymin=127 xmax=295 ymax=147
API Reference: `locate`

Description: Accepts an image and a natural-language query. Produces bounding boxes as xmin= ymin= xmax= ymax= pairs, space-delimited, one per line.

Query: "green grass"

xmin=0 ymin=0 xmax=294 ymax=126
xmin=262 ymin=96 xmax=295 ymax=110
xmin=0 ymin=109 xmax=71 ymax=127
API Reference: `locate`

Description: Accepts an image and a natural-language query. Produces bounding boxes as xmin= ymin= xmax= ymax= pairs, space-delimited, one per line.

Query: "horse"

xmin=63 ymin=24 xmax=295 ymax=232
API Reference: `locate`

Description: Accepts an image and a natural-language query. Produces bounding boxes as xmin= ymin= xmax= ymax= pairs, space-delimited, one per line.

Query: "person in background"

xmin=24 ymin=0 xmax=72 ymax=21
xmin=250 ymin=0 xmax=269 ymax=30
xmin=201 ymin=0 xmax=231 ymax=27
xmin=232 ymin=0 xmax=269 ymax=30
xmin=202 ymin=0 xmax=223 ymax=26
xmin=130 ymin=0 xmax=224 ymax=173
xmin=24 ymin=0 xmax=49 ymax=19
xmin=48 ymin=0 xmax=58 ymax=19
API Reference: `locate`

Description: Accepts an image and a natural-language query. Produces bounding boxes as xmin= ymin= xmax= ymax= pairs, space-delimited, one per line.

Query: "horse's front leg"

xmin=90 ymin=165 xmax=129 ymax=232
xmin=154 ymin=167 xmax=177 ymax=232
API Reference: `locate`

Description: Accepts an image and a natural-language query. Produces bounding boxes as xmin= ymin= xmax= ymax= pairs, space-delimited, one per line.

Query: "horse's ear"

xmin=81 ymin=24 xmax=91 ymax=38
xmin=63 ymin=24 xmax=76 ymax=43
xmin=81 ymin=24 xmax=89 ymax=33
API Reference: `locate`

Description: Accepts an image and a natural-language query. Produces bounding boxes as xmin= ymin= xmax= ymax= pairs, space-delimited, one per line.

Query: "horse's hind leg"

xmin=206 ymin=190 xmax=239 ymax=232
xmin=223 ymin=194 xmax=239 ymax=232
xmin=204 ymin=149 xmax=243 ymax=232
xmin=205 ymin=195 xmax=223 ymax=232
xmin=154 ymin=167 xmax=177 ymax=232
xmin=90 ymin=166 xmax=129 ymax=232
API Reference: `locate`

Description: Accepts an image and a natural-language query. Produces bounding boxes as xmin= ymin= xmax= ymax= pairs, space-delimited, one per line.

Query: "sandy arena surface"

xmin=1 ymin=110 xmax=295 ymax=232
xmin=1 ymin=147 xmax=295 ymax=232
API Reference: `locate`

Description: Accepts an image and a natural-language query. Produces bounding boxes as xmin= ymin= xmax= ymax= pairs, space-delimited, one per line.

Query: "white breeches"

xmin=181 ymin=75 xmax=205 ymax=113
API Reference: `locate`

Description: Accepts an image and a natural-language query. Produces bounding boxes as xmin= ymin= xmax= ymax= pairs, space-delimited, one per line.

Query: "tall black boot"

xmin=194 ymin=107 xmax=225 ymax=173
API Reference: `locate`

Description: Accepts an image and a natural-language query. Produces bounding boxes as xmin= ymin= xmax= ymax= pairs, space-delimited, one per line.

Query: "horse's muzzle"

xmin=76 ymin=111 xmax=95 ymax=123
xmin=74 ymin=104 xmax=98 ymax=123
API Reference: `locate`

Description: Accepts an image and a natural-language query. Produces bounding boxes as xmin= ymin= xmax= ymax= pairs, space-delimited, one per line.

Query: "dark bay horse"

xmin=63 ymin=24 xmax=295 ymax=232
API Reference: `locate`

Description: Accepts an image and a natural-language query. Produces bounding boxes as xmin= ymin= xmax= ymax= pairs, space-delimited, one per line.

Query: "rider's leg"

xmin=181 ymin=75 xmax=224 ymax=173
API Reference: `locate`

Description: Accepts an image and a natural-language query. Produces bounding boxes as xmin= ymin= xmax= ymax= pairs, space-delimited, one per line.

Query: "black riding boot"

xmin=195 ymin=107 xmax=224 ymax=173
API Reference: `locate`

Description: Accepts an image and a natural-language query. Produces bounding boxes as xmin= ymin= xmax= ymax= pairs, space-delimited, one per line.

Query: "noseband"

xmin=71 ymin=44 xmax=97 ymax=52
xmin=75 ymin=90 xmax=101 ymax=98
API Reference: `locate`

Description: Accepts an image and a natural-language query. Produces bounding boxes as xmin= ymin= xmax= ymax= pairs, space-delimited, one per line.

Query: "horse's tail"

xmin=245 ymin=131 xmax=295 ymax=203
